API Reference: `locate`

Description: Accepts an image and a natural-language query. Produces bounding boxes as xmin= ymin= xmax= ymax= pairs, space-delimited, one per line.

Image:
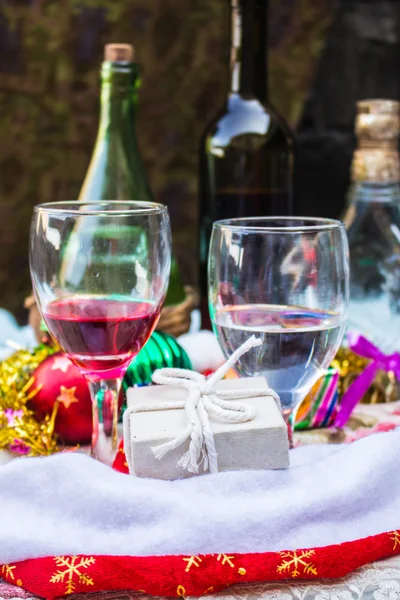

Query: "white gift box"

xmin=123 ymin=376 xmax=289 ymax=480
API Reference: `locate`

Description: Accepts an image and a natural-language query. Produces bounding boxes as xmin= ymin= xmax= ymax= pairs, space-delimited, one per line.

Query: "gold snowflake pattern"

xmin=1 ymin=564 xmax=16 ymax=580
xmin=182 ymin=555 xmax=202 ymax=572
xmin=276 ymin=550 xmax=317 ymax=578
xmin=212 ymin=553 xmax=246 ymax=575
xmin=49 ymin=555 xmax=95 ymax=595
xmin=391 ymin=531 xmax=400 ymax=550
xmin=217 ymin=554 xmax=235 ymax=568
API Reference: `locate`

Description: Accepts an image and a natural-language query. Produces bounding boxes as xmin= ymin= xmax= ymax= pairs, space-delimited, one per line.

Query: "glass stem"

xmin=88 ymin=378 xmax=122 ymax=465
xmin=280 ymin=391 xmax=303 ymax=449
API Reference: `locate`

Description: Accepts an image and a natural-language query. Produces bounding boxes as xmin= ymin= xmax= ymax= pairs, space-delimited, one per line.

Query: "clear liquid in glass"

xmin=213 ymin=304 xmax=345 ymax=410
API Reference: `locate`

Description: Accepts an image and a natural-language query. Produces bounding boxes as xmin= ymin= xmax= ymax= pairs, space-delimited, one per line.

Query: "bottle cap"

xmin=104 ymin=44 xmax=134 ymax=62
xmin=352 ymin=99 xmax=400 ymax=183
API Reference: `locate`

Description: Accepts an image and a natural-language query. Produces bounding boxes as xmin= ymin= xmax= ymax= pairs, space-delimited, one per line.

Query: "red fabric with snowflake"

xmin=1 ymin=531 xmax=400 ymax=599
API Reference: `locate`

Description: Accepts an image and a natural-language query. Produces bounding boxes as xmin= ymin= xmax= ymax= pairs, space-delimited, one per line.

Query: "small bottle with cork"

xmin=344 ymin=99 xmax=400 ymax=352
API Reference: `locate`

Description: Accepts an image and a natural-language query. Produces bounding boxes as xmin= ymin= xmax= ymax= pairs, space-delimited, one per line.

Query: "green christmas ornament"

xmin=122 ymin=330 xmax=192 ymax=392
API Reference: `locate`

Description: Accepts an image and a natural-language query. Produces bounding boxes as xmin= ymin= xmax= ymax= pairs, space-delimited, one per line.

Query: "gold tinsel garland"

xmin=332 ymin=347 xmax=399 ymax=404
xmin=0 ymin=344 xmax=61 ymax=456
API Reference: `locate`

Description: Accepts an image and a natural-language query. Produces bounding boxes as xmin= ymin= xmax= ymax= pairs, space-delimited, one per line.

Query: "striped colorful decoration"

xmin=295 ymin=368 xmax=339 ymax=430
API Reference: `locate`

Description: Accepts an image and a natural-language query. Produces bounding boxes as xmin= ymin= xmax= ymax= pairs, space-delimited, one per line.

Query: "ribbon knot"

xmin=128 ymin=335 xmax=280 ymax=474
xmin=334 ymin=332 xmax=400 ymax=428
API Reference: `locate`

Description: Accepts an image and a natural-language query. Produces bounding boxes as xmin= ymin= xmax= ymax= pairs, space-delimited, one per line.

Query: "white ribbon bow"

xmin=130 ymin=335 xmax=280 ymax=474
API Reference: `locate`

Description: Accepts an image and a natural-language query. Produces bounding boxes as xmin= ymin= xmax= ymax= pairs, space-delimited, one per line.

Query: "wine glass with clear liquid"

xmin=209 ymin=217 xmax=349 ymax=444
xmin=30 ymin=201 xmax=171 ymax=463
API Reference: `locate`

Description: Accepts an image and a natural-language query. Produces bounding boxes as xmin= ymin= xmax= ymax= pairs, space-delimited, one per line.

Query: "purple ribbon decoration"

xmin=334 ymin=332 xmax=400 ymax=428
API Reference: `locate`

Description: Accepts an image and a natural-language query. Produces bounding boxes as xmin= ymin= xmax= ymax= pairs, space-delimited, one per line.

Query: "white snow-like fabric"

xmin=0 ymin=429 xmax=399 ymax=564
xmin=178 ymin=330 xmax=225 ymax=373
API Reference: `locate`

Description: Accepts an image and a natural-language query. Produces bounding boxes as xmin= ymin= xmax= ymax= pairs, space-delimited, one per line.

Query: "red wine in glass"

xmin=44 ymin=297 xmax=160 ymax=379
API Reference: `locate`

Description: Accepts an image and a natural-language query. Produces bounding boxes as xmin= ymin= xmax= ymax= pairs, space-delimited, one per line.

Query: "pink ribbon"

xmin=334 ymin=332 xmax=400 ymax=428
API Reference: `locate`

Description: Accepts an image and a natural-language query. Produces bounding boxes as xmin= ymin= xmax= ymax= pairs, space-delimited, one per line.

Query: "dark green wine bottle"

xmin=79 ymin=43 xmax=185 ymax=306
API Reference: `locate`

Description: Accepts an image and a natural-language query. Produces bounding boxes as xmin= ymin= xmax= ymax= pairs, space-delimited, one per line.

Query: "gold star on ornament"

xmin=57 ymin=386 xmax=79 ymax=409
xmin=51 ymin=356 xmax=71 ymax=374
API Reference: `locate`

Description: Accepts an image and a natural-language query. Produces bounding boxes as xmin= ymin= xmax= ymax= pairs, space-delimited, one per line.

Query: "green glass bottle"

xmin=79 ymin=43 xmax=185 ymax=306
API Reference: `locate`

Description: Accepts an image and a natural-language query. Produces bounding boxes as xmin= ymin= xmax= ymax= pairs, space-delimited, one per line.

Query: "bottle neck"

xmin=229 ymin=0 xmax=268 ymax=103
xmin=350 ymin=181 xmax=400 ymax=204
xmin=98 ymin=62 xmax=139 ymax=140
xmin=87 ymin=60 xmax=152 ymax=202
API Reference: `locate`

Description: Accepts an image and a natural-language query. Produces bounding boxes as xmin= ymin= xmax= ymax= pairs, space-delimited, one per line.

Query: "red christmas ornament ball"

xmin=29 ymin=352 xmax=92 ymax=445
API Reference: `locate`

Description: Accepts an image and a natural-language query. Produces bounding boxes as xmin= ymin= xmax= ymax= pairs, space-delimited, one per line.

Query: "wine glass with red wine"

xmin=209 ymin=217 xmax=349 ymax=445
xmin=30 ymin=201 xmax=171 ymax=462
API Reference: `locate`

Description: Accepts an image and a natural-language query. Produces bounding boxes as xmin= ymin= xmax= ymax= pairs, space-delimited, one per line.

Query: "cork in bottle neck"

xmin=351 ymin=99 xmax=400 ymax=183
xmin=104 ymin=44 xmax=134 ymax=63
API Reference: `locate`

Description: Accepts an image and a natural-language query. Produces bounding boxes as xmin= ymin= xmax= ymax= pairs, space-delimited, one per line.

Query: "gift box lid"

xmin=126 ymin=376 xmax=283 ymax=444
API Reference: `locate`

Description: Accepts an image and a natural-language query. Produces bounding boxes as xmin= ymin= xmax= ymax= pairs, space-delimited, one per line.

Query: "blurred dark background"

xmin=0 ymin=0 xmax=399 ymax=322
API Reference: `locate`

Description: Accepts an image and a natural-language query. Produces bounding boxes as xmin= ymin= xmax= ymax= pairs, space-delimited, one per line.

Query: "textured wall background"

xmin=0 ymin=0 xmax=337 ymax=321
xmin=295 ymin=0 xmax=400 ymax=220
